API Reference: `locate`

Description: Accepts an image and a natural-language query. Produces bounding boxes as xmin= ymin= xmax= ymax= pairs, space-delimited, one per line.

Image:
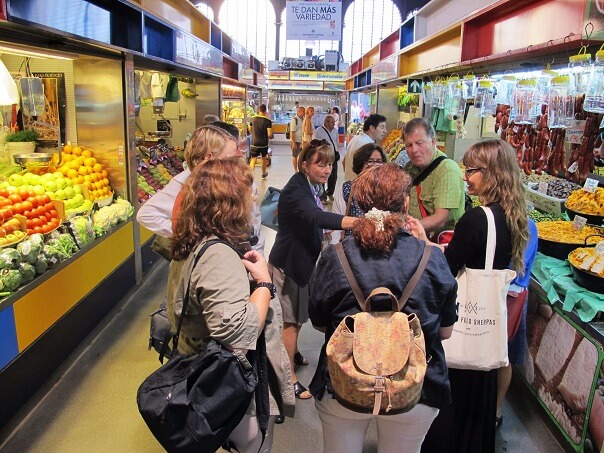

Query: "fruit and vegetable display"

xmin=528 ymin=209 xmax=564 ymax=223
xmin=382 ymin=129 xmax=404 ymax=161
xmin=536 ymin=221 xmax=604 ymax=244
xmin=522 ymin=173 xmax=581 ymax=199
xmin=569 ymin=248 xmax=604 ymax=278
xmin=136 ymin=152 xmax=184 ymax=203
xmin=565 ymin=187 xmax=604 ymax=216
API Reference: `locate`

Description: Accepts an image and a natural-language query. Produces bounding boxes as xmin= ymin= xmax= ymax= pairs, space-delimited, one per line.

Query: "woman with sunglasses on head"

xmin=407 ymin=139 xmax=529 ymax=453
xmin=268 ymin=139 xmax=357 ymax=401
xmin=331 ymin=143 xmax=388 ymax=243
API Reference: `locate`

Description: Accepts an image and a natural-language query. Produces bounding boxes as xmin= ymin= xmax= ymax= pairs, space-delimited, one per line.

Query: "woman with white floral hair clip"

xmin=308 ymin=163 xmax=458 ymax=453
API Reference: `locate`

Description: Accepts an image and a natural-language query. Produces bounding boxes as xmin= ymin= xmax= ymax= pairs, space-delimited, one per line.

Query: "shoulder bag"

xmin=442 ymin=206 xmax=516 ymax=371
xmin=260 ymin=187 xmax=281 ymax=231
xmin=137 ymin=239 xmax=268 ymax=452
xmin=322 ymin=126 xmax=340 ymax=161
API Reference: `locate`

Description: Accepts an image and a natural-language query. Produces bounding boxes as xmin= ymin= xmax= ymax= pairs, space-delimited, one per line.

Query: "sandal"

xmin=294 ymin=381 xmax=312 ymax=399
xmin=294 ymin=352 xmax=309 ymax=366
xmin=495 ymin=415 xmax=503 ymax=430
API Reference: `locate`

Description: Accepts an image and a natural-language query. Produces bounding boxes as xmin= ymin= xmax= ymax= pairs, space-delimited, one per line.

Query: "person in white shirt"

xmin=136 ymin=122 xmax=265 ymax=253
xmin=312 ymin=115 xmax=340 ymax=200
xmin=330 ymin=107 xmax=340 ymax=131
xmin=342 ymin=114 xmax=388 ymax=181
xmin=290 ymin=106 xmax=305 ymax=172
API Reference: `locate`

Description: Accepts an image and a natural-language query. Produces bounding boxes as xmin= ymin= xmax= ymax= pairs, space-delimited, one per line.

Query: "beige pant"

xmin=315 ymin=396 xmax=438 ymax=453
xmin=225 ymin=415 xmax=276 ymax=453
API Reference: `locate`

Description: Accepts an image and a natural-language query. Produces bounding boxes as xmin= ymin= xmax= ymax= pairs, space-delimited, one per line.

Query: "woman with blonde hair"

xmin=410 ymin=139 xmax=529 ymax=453
xmin=309 ymin=163 xmax=458 ymax=452
xmin=168 ymin=158 xmax=294 ymax=452
xmin=302 ymin=106 xmax=315 ymax=149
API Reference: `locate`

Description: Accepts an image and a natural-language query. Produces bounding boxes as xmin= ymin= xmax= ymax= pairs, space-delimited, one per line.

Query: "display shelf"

xmin=460 ymin=0 xmax=587 ymax=62
xmin=222 ymin=32 xmax=232 ymax=57
xmin=223 ymin=56 xmax=239 ymax=80
xmin=380 ymin=29 xmax=399 ymax=60
xmin=210 ymin=21 xmax=221 ymax=51
xmin=362 ymin=44 xmax=380 ymax=70
xmin=400 ymin=16 xmax=415 ymax=50
xmin=144 ymin=14 xmax=174 ymax=61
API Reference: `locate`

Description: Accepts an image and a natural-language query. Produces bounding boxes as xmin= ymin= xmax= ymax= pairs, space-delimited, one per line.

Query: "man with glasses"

xmin=313 ymin=115 xmax=340 ymax=201
xmin=343 ymin=114 xmax=388 ymax=181
xmin=403 ymin=117 xmax=465 ymax=237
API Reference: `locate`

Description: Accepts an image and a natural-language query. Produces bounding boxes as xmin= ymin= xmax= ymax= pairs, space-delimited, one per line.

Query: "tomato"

xmin=33 ymin=226 xmax=43 ymax=234
xmin=31 ymin=218 xmax=42 ymax=228
xmin=3 ymin=223 xmax=14 ymax=234
xmin=45 ymin=202 xmax=54 ymax=211
xmin=22 ymin=200 xmax=33 ymax=212
xmin=35 ymin=195 xmax=46 ymax=207
xmin=37 ymin=204 xmax=46 ymax=215
xmin=0 ymin=197 xmax=11 ymax=208
xmin=26 ymin=219 xmax=33 ymax=228
xmin=17 ymin=189 xmax=30 ymax=200
xmin=8 ymin=194 xmax=22 ymax=204
xmin=0 ymin=189 xmax=9 ymax=198
xmin=0 ymin=208 xmax=13 ymax=223
xmin=39 ymin=216 xmax=48 ymax=226
xmin=49 ymin=218 xmax=60 ymax=228
xmin=28 ymin=190 xmax=36 ymax=199
xmin=49 ymin=209 xmax=58 ymax=218
xmin=40 ymin=194 xmax=51 ymax=204
xmin=0 ymin=227 xmax=6 ymax=238
xmin=26 ymin=228 xmax=34 ymax=236
xmin=41 ymin=224 xmax=51 ymax=234
xmin=45 ymin=211 xmax=53 ymax=220
xmin=11 ymin=203 xmax=24 ymax=215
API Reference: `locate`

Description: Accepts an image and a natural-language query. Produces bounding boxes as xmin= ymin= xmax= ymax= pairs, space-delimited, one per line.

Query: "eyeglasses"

xmin=365 ymin=159 xmax=384 ymax=166
xmin=464 ymin=167 xmax=483 ymax=177
xmin=237 ymin=140 xmax=247 ymax=150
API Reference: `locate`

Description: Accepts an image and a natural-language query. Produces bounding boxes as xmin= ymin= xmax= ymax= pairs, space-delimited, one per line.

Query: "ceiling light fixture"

xmin=0 ymin=43 xmax=78 ymax=60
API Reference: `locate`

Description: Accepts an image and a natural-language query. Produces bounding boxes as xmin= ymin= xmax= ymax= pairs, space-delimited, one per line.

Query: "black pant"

xmin=326 ymin=157 xmax=338 ymax=197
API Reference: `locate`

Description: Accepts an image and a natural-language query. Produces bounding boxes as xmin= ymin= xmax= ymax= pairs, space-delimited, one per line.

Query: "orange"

xmin=77 ymin=176 xmax=85 ymax=184
xmin=92 ymin=163 xmax=102 ymax=173
xmin=85 ymin=166 xmax=93 ymax=175
xmin=67 ymin=169 xmax=78 ymax=179
xmin=102 ymin=178 xmax=109 ymax=186
xmin=82 ymin=149 xmax=92 ymax=158
xmin=63 ymin=144 xmax=73 ymax=154
xmin=84 ymin=157 xmax=96 ymax=167
xmin=71 ymin=177 xmax=79 ymax=185
xmin=62 ymin=153 xmax=72 ymax=162
xmin=58 ymin=165 xmax=70 ymax=175
xmin=101 ymin=170 xmax=108 ymax=179
xmin=72 ymin=146 xmax=82 ymax=156
xmin=78 ymin=166 xmax=87 ymax=176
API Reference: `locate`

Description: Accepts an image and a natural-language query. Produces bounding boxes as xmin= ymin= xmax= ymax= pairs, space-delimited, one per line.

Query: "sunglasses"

xmin=309 ymin=138 xmax=328 ymax=147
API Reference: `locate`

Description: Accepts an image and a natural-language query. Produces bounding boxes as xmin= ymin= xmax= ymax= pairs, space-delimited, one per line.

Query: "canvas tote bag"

xmin=443 ymin=206 xmax=516 ymax=371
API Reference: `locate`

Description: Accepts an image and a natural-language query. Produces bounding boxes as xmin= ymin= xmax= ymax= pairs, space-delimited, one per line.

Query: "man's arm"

xmin=419 ymin=208 xmax=451 ymax=234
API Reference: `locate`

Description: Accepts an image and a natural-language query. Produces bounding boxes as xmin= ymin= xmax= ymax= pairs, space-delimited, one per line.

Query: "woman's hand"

xmin=241 ymin=250 xmax=271 ymax=283
xmin=404 ymin=215 xmax=428 ymax=241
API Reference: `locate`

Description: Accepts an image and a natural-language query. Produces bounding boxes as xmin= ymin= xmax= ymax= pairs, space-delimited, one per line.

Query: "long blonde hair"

xmin=463 ymin=139 xmax=528 ymax=274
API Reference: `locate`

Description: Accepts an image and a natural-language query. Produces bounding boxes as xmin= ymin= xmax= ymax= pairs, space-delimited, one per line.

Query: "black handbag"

xmin=137 ymin=239 xmax=268 ymax=452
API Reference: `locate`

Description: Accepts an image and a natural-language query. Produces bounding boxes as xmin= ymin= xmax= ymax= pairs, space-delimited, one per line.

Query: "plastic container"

xmin=422 ymin=82 xmax=434 ymax=107
xmin=495 ymin=75 xmax=517 ymax=106
xmin=534 ymin=67 xmax=558 ymax=107
xmin=473 ymin=79 xmax=496 ymax=117
xmin=547 ymin=75 xmax=574 ymax=129
xmin=462 ymin=73 xmax=477 ymax=99
xmin=568 ymin=47 xmax=593 ymax=95
xmin=432 ymin=80 xmax=446 ymax=108
xmin=511 ymin=78 xmax=537 ymax=125
xmin=445 ymin=77 xmax=465 ymax=118
xmin=584 ymin=46 xmax=604 ymax=113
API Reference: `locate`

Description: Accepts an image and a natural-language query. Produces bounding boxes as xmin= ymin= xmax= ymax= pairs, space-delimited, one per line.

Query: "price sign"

xmin=583 ymin=178 xmax=599 ymax=193
xmin=572 ymin=215 xmax=587 ymax=231
xmin=538 ymin=182 xmax=549 ymax=194
xmin=596 ymin=241 xmax=604 ymax=257
xmin=565 ymin=120 xmax=586 ymax=144
xmin=567 ymin=161 xmax=578 ymax=173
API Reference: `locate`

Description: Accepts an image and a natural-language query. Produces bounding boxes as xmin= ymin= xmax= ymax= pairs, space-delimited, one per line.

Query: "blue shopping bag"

xmin=260 ymin=187 xmax=281 ymax=231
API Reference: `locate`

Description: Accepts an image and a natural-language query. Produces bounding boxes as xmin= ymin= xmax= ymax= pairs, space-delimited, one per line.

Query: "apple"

xmin=29 ymin=174 xmax=41 ymax=185
xmin=0 ymin=181 xmax=8 ymax=189
xmin=64 ymin=187 xmax=75 ymax=199
xmin=33 ymin=185 xmax=45 ymax=195
xmin=64 ymin=178 xmax=73 ymax=187
xmin=9 ymin=174 xmax=23 ymax=187
xmin=46 ymin=192 xmax=58 ymax=200
xmin=5 ymin=233 xmax=17 ymax=243
xmin=0 ymin=238 xmax=8 ymax=245
xmin=55 ymin=189 xmax=67 ymax=200
xmin=52 ymin=172 xmax=63 ymax=179
xmin=73 ymin=185 xmax=83 ymax=195
xmin=44 ymin=180 xmax=57 ymax=192
xmin=55 ymin=177 xmax=67 ymax=190
xmin=14 ymin=230 xmax=25 ymax=238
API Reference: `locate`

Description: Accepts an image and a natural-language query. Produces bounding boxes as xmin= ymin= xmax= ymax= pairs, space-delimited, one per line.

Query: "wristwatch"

xmin=255 ymin=281 xmax=276 ymax=299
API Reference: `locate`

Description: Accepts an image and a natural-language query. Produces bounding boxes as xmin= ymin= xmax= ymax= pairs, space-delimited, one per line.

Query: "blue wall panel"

xmin=0 ymin=306 xmax=18 ymax=370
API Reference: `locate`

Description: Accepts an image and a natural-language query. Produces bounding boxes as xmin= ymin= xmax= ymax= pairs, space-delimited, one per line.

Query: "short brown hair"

xmin=351 ymin=163 xmax=411 ymax=253
xmin=172 ymin=158 xmax=253 ymax=260
xmin=298 ymin=138 xmax=334 ymax=170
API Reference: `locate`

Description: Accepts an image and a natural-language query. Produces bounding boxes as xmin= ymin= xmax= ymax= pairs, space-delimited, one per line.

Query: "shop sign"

xmin=175 ymin=30 xmax=224 ymax=76
xmin=230 ymin=39 xmax=250 ymax=68
xmin=268 ymin=71 xmax=291 ymax=80
xmin=289 ymin=70 xmax=347 ymax=81
xmin=268 ymin=80 xmax=324 ymax=90
xmin=323 ymin=82 xmax=345 ymax=91
xmin=286 ymin=0 xmax=342 ymax=40
xmin=372 ymin=55 xmax=398 ymax=84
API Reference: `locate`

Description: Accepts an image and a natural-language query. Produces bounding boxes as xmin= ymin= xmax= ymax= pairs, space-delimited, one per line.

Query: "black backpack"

xmin=285 ymin=117 xmax=298 ymax=139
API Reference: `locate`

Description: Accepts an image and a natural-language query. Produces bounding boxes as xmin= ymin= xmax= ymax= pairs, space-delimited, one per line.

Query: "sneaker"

xmin=262 ymin=172 xmax=269 ymax=179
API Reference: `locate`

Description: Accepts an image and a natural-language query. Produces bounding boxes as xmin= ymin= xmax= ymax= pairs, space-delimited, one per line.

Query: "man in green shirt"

xmin=404 ymin=118 xmax=465 ymax=236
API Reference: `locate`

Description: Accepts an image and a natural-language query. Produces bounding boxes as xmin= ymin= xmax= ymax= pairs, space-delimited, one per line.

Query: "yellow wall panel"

xmin=140 ymin=0 xmax=193 ymax=33
xmin=13 ymin=223 xmax=134 ymax=351
xmin=400 ymin=34 xmax=461 ymax=75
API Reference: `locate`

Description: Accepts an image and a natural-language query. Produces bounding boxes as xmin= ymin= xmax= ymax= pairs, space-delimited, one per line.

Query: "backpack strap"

xmin=334 ymin=242 xmax=367 ymax=310
xmin=397 ymin=245 xmax=431 ymax=310
xmin=335 ymin=242 xmax=432 ymax=313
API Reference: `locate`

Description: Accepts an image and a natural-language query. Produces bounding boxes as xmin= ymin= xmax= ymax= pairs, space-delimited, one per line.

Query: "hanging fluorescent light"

xmin=0 ymin=43 xmax=78 ymax=60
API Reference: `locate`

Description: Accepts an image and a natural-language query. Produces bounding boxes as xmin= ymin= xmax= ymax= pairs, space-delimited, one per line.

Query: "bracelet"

xmin=254 ymin=281 xmax=276 ymax=299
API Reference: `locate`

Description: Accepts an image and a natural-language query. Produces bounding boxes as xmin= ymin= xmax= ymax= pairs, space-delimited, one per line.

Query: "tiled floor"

xmin=0 ymin=143 xmax=565 ymax=452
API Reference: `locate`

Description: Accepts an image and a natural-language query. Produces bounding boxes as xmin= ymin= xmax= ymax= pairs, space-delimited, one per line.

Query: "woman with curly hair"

xmin=309 ymin=163 xmax=458 ymax=452
xmin=409 ymin=139 xmax=529 ymax=453
xmin=168 ymin=158 xmax=294 ymax=452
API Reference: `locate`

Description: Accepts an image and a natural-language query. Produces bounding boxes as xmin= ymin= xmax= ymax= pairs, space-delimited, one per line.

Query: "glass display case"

xmin=268 ymin=91 xmax=343 ymax=129
xmin=221 ymin=84 xmax=247 ymax=138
